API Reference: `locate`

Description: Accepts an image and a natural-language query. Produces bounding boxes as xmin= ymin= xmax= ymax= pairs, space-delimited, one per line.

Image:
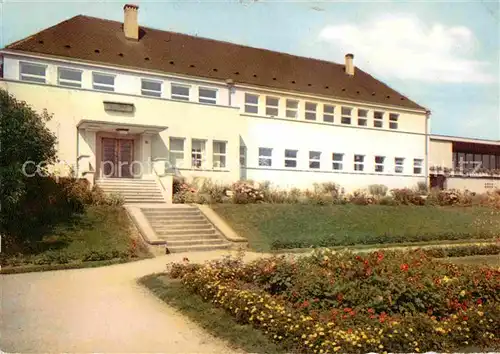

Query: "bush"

xmin=391 ymin=188 xmax=426 ymax=205
xmin=199 ymin=179 xmax=230 ymax=204
xmin=368 ymin=184 xmax=388 ymax=197
xmin=168 ymin=249 xmax=500 ymax=353
xmin=348 ymin=189 xmax=375 ymax=205
xmin=232 ymin=181 xmax=265 ymax=204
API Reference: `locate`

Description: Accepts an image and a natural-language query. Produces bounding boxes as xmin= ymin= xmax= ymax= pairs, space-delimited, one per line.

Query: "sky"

xmin=1 ymin=0 xmax=499 ymax=140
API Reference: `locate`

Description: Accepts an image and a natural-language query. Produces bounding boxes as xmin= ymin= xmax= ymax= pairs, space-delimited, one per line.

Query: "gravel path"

xmin=1 ymin=250 xmax=266 ymax=353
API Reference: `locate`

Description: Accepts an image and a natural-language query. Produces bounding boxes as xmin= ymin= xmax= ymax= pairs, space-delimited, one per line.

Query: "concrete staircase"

xmin=141 ymin=205 xmax=232 ymax=252
xmin=96 ymin=178 xmax=166 ymax=204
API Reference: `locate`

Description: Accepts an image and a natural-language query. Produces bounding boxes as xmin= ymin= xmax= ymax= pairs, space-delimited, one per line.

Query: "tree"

xmin=0 ymin=88 xmax=57 ymax=244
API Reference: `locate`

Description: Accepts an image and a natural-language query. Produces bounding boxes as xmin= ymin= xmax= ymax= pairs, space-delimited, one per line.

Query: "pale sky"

xmin=1 ymin=0 xmax=499 ymax=140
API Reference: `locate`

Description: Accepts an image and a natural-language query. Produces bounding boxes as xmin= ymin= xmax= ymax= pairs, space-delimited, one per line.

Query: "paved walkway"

xmin=1 ymin=250 xmax=267 ymax=353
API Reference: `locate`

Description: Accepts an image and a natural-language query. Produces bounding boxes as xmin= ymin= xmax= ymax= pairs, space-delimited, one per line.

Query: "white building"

xmin=1 ymin=5 xmax=436 ymax=195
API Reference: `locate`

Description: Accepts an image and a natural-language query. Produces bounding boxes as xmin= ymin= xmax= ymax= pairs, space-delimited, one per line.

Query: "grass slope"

xmin=212 ymin=204 xmax=500 ymax=251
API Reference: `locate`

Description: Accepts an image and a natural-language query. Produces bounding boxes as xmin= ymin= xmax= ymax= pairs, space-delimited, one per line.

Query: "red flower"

xmin=313 ymin=298 xmax=319 ymax=303
xmin=337 ymin=293 xmax=344 ymax=302
xmin=400 ymin=263 xmax=409 ymax=272
xmin=301 ymin=300 xmax=310 ymax=308
xmin=476 ymin=298 xmax=483 ymax=305
xmin=344 ymin=307 xmax=352 ymax=313
xmin=367 ymin=308 xmax=375 ymax=314
xmin=347 ymin=328 xmax=353 ymax=334
xmin=376 ymin=252 xmax=385 ymax=263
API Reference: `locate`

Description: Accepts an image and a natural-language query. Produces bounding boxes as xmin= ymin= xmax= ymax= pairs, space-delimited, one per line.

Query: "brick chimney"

xmin=345 ymin=53 xmax=355 ymax=76
xmin=123 ymin=4 xmax=139 ymax=40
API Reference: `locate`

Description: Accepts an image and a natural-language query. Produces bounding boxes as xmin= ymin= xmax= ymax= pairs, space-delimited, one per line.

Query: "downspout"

xmin=424 ymin=109 xmax=431 ymax=190
xmin=226 ymin=79 xmax=234 ymax=106
xmin=75 ymin=126 xmax=79 ymax=178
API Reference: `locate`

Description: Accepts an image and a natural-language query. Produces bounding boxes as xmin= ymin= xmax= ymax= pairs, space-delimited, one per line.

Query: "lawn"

xmin=1 ymin=205 xmax=152 ymax=273
xmin=212 ymin=204 xmax=500 ymax=251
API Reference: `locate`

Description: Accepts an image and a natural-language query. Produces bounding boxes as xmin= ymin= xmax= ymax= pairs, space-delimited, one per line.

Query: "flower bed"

xmin=168 ymin=250 xmax=500 ymax=353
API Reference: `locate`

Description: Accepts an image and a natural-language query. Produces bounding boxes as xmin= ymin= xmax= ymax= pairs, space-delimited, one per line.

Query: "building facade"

xmin=1 ymin=5 xmax=438 ymax=193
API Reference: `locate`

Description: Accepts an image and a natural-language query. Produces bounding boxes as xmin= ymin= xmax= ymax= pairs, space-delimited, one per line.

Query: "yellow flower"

xmin=415 ymin=347 xmax=420 ymax=352
xmin=460 ymin=290 xmax=466 ymax=296
xmin=379 ymin=345 xmax=384 ymax=349
xmin=333 ymin=346 xmax=341 ymax=352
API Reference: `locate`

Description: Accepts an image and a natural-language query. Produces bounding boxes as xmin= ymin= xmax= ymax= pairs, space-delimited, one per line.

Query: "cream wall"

xmin=429 ymin=139 xmax=453 ymax=168
xmin=446 ymin=177 xmax=500 ymax=193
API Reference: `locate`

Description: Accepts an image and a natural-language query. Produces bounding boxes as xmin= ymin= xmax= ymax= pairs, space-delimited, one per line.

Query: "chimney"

xmin=123 ymin=4 xmax=139 ymax=40
xmin=345 ymin=53 xmax=355 ymax=76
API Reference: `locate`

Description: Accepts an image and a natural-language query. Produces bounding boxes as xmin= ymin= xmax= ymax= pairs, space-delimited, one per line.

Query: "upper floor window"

xmin=199 ymin=87 xmax=217 ymax=104
xmin=374 ymin=156 xmax=385 ymax=172
xmin=413 ymin=158 xmax=423 ymax=174
xmin=309 ymin=151 xmax=321 ymax=169
xmin=284 ymin=149 xmax=298 ymax=168
xmin=332 ymin=153 xmax=343 ymax=170
xmin=286 ymin=99 xmax=299 ymax=119
xmin=389 ymin=113 xmax=399 ymax=129
xmin=213 ymin=141 xmax=227 ymax=168
xmin=395 ymin=157 xmax=404 ymax=173
xmin=171 ymin=83 xmax=190 ymax=101
xmin=357 ymin=109 xmax=368 ymax=126
xmin=266 ymin=96 xmax=279 ymax=117
xmin=245 ymin=93 xmax=259 ymax=114
xmin=341 ymin=107 xmax=352 ymax=124
xmin=58 ymin=67 xmax=82 ymax=88
xmin=20 ymin=62 xmax=46 ymax=83
xmin=259 ymin=147 xmax=272 ymax=167
xmin=141 ymin=79 xmax=162 ymax=97
xmin=92 ymin=72 xmax=115 ymax=92
xmin=374 ymin=111 xmax=384 ymax=128
xmin=305 ymin=102 xmax=317 ymax=121
xmin=323 ymin=104 xmax=335 ymax=123
xmin=354 ymin=154 xmax=365 ymax=171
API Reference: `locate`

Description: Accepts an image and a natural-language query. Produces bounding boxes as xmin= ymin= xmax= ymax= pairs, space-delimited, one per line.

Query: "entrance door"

xmin=101 ymin=138 xmax=134 ymax=178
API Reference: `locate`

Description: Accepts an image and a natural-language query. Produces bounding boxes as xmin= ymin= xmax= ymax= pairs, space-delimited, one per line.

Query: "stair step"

xmin=98 ymin=187 xmax=161 ymax=191
xmin=160 ymin=234 xmax=223 ymax=241
xmin=156 ymin=228 xmax=216 ymax=236
xmin=166 ymin=243 xmax=232 ymax=253
xmin=165 ymin=238 xmax=227 ymax=247
xmin=126 ymin=200 xmax=166 ymax=204
xmin=147 ymin=216 xmax=205 ymax=222
xmin=149 ymin=219 xmax=209 ymax=226
xmin=153 ymin=224 xmax=213 ymax=231
xmin=143 ymin=208 xmax=199 ymax=214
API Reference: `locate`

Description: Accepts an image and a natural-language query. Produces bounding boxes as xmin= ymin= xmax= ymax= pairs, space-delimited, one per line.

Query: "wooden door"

xmin=101 ymin=138 xmax=134 ymax=178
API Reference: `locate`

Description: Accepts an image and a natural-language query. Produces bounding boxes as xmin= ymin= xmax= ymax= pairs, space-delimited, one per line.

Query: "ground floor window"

xmin=309 ymin=151 xmax=321 ymax=169
xmin=285 ymin=149 xmax=298 ymax=168
xmin=332 ymin=153 xmax=343 ymax=170
xmin=354 ymin=154 xmax=365 ymax=171
xmin=169 ymin=137 xmax=184 ymax=168
xmin=413 ymin=158 xmax=423 ymax=174
xmin=192 ymin=139 xmax=206 ymax=168
xmin=374 ymin=156 xmax=385 ymax=172
xmin=395 ymin=157 xmax=404 ymax=173
xmin=213 ymin=141 xmax=227 ymax=168
xmin=259 ymin=147 xmax=272 ymax=167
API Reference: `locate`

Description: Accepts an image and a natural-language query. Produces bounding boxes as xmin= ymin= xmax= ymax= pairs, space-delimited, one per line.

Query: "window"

xmin=266 ymin=96 xmax=279 ymax=116
xmin=305 ymin=102 xmax=317 ymax=121
xmin=323 ymin=104 xmax=335 ymax=123
xmin=286 ymin=99 xmax=299 ymax=118
xmin=357 ymin=109 xmax=368 ymax=126
xmin=171 ymin=84 xmax=190 ymax=101
xmin=354 ymin=155 xmax=365 ymax=171
xmin=20 ymin=62 xmax=46 ymax=83
xmin=199 ymin=87 xmax=217 ymax=104
xmin=191 ymin=139 xmax=206 ymax=168
xmin=141 ymin=79 xmax=162 ymax=97
xmin=92 ymin=72 xmax=115 ymax=91
xmin=284 ymin=149 xmax=298 ymax=168
xmin=332 ymin=153 xmax=343 ymax=170
xmin=395 ymin=157 xmax=404 ymax=173
xmin=374 ymin=156 xmax=385 ymax=172
xmin=169 ymin=138 xmax=184 ymax=167
xmin=58 ymin=67 xmax=82 ymax=88
xmin=258 ymin=147 xmax=272 ymax=167
xmin=341 ymin=107 xmax=352 ymax=124
xmin=309 ymin=151 xmax=321 ymax=169
xmin=389 ymin=113 xmax=399 ymax=129
xmin=413 ymin=159 xmax=423 ymax=174
xmin=213 ymin=141 xmax=227 ymax=168
xmin=240 ymin=146 xmax=247 ymax=167
xmin=245 ymin=93 xmax=259 ymax=114
xmin=374 ymin=111 xmax=384 ymax=128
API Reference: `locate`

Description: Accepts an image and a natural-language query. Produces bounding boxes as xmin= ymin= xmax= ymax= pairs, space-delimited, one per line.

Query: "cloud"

xmin=318 ymin=14 xmax=496 ymax=84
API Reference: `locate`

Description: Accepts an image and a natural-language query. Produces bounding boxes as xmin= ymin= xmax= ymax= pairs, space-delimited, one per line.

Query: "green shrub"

xmin=368 ymin=184 xmax=388 ymax=197
xmin=348 ymin=190 xmax=375 ymax=205
xmin=391 ymin=188 xmax=426 ymax=205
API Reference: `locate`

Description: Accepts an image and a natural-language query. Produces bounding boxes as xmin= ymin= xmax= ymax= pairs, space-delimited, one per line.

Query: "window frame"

xmin=341 ymin=107 xmax=352 ymax=125
xmin=374 ymin=111 xmax=384 ymax=128
xmin=212 ymin=141 xmax=227 ymax=169
xmin=265 ymin=96 xmax=279 ymax=117
xmin=19 ymin=61 xmax=47 ymax=84
xmin=171 ymin=83 xmax=191 ymax=101
xmin=58 ymin=67 xmax=82 ymax=88
xmin=169 ymin=137 xmax=185 ymax=168
xmin=323 ymin=104 xmax=335 ymax=123
xmin=389 ymin=113 xmax=399 ymax=130
xmin=245 ymin=93 xmax=259 ymax=114
xmin=374 ymin=156 xmax=385 ymax=173
xmin=191 ymin=139 xmax=206 ymax=169
xmin=284 ymin=149 xmax=298 ymax=168
xmin=305 ymin=102 xmax=317 ymax=121
xmin=92 ymin=72 xmax=115 ymax=92
xmin=239 ymin=146 xmax=247 ymax=167
xmin=354 ymin=154 xmax=365 ymax=171
xmin=141 ymin=78 xmax=162 ymax=97
xmin=357 ymin=109 xmax=368 ymax=126
xmin=258 ymin=147 xmax=273 ymax=167
xmin=199 ymin=86 xmax=218 ymax=105
xmin=332 ymin=153 xmax=344 ymax=171
xmin=413 ymin=158 xmax=423 ymax=174
xmin=286 ymin=99 xmax=299 ymax=119
xmin=309 ymin=151 xmax=321 ymax=169
xmin=395 ymin=157 xmax=405 ymax=173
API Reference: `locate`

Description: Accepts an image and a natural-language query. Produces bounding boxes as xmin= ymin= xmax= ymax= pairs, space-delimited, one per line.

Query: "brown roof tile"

xmin=5 ymin=15 xmax=426 ymax=111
